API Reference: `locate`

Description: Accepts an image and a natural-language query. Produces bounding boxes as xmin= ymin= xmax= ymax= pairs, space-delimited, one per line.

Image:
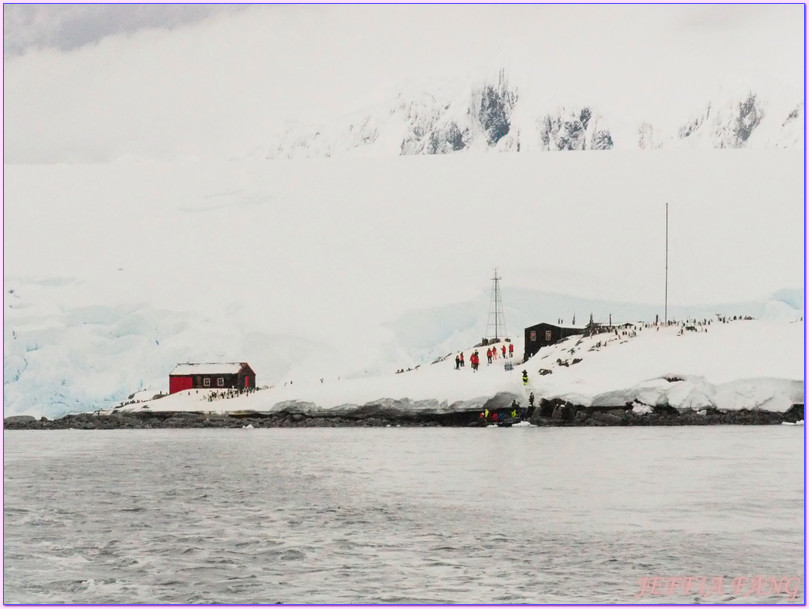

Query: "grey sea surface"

xmin=3 ymin=426 xmax=805 ymax=604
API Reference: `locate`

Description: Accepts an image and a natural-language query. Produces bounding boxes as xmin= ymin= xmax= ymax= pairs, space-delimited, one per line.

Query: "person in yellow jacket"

xmin=522 ymin=370 xmax=529 ymax=385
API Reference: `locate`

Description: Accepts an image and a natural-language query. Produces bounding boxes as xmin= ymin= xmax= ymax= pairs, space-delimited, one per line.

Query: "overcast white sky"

xmin=3 ymin=3 xmax=804 ymax=163
xmin=2 ymin=3 xmax=805 ymax=326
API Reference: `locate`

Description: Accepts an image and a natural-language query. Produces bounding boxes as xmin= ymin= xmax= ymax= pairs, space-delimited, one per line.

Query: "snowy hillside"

xmin=267 ymin=71 xmax=803 ymax=158
xmin=115 ymin=318 xmax=804 ymax=417
xmin=384 ymin=287 xmax=805 ymax=369
xmin=6 ymin=272 xmax=801 ymax=420
xmin=661 ymin=95 xmax=804 ymax=151
xmin=3 ymin=152 xmax=803 ymax=419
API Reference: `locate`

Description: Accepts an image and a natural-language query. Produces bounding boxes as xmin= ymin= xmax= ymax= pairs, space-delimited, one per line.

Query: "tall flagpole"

xmin=665 ymin=202 xmax=669 ymax=324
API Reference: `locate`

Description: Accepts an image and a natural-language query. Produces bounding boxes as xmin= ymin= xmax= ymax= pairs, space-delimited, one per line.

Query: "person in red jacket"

xmin=486 ymin=348 xmax=492 ymax=364
xmin=508 ymin=343 xmax=514 ymax=358
xmin=501 ymin=344 xmax=507 ymax=358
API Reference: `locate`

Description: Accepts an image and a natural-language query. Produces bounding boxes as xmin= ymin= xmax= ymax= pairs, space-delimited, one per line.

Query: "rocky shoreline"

xmin=4 ymin=400 xmax=804 ymax=430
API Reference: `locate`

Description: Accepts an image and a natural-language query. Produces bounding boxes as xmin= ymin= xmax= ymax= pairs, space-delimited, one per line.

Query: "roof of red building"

xmin=170 ymin=362 xmax=250 ymax=376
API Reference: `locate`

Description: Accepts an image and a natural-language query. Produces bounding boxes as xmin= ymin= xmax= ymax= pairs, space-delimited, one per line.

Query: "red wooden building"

xmin=169 ymin=362 xmax=256 ymax=394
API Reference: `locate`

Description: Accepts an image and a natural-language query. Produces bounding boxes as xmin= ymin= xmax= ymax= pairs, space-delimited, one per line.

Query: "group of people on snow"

xmin=485 ymin=343 xmax=514 ymax=363
xmin=454 ymin=351 xmax=482 ymax=371
xmin=455 ymin=342 xmax=515 ymax=371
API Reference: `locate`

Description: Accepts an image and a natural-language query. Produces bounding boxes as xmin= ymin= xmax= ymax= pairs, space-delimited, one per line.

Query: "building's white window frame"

xmin=217 ymin=377 xmax=225 ymax=387
xmin=203 ymin=378 xmax=211 ymax=387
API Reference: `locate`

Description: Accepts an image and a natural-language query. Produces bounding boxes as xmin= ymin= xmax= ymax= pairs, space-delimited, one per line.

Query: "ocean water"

xmin=3 ymin=426 xmax=804 ymax=604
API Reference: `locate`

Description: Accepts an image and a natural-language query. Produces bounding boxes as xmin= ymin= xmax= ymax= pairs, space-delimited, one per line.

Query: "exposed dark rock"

xmin=4 ymin=400 xmax=803 ymax=430
xmin=533 ymin=398 xmax=577 ymax=422
xmin=557 ymin=119 xmax=584 ymax=150
xmin=445 ymin=122 xmax=466 ymax=151
xmin=579 ymin=107 xmax=592 ymax=131
xmin=653 ymin=404 xmax=680 ymax=416
xmin=678 ymin=93 xmax=764 ymax=148
xmin=538 ymin=402 xmax=555 ymax=418
xmin=481 ymin=392 xmax=520 ymax=413
xmin=733 ymin=93 xmax=762 ymax=143
xmin=551 ymin=404 xmax=576 ymax=422
xmin=590 ymin=130 xmax=614 ymax=150
xmin=783 ymin=403 xmax=805 ymax=423
xmin=782 ymin=104 xmax=801 ymax=126
xmin=4 ymin=415 xmax=36 ymax=425
xmin=477 ymin=70 xmax=516 ymax=146
xmin=679 ymin=113 xmax=702 ymax=139
xmin=426 ymin=122 xmax=468 ymax=154
xmin=590 ymin=411 xmax=625 ymax=425
xmin=538 ymin=107 xmax=613 ymax=151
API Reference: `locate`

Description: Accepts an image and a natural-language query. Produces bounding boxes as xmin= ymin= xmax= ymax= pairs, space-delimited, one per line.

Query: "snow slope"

xmin=117 ymin=318 xmax=804 ymax=416
xmin=527 ymin=318 xmax=804 ymax=411
xmin=5 ymin=273 xmax=801 ymax=420
xmin=4 ymin=152 xmax=804 ymax=418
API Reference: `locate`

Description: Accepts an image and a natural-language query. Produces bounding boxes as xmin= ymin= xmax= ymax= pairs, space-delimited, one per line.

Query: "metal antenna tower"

xmin=485 ymin=268 xmax=508 ymax=340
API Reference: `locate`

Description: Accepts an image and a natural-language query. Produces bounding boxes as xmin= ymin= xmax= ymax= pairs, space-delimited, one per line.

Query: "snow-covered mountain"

xmin=267 ymin=71 xmax=803 ymax=158
xmin=641 ymin=95 xmax=804 ymax=150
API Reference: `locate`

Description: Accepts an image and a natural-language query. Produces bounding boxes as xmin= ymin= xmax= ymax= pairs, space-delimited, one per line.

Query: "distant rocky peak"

xmin=537 ymin=106 xmax=613 ymax=151
xmin=732 ymin=92 xmax=763 ymax=144
xmin=475 ymin=68 xmax=518 ymax=146
xmin=677 ymin=92 xmax=767 ymax=149
xmin=678 ymin=102 xmax=711 ymax=140
xmin=265 ymin=74 xmax=801 ymax=159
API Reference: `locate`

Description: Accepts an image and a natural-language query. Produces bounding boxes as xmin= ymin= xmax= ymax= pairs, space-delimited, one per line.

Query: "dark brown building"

xmin=523 ymin=323 xmax=586 ymax=361
xmin=169 ymin=362 xmax=256 ymax=394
